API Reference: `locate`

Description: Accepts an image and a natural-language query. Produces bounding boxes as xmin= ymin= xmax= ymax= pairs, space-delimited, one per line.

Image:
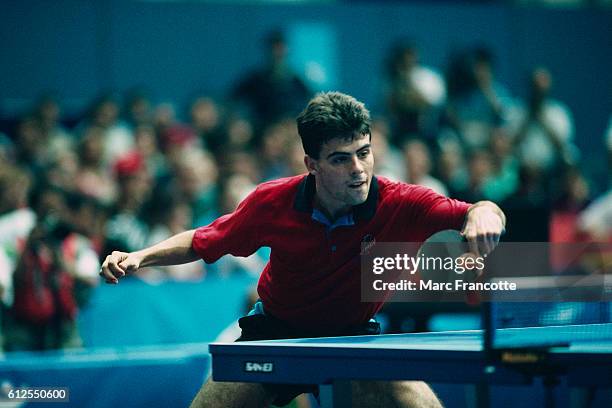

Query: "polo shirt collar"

xmin=293 ymin=174 xmax=379 ymax=222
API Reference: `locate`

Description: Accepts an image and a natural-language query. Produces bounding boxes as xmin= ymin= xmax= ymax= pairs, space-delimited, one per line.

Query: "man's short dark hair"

xmin=296 ymin=92 xmax=371 ymax=159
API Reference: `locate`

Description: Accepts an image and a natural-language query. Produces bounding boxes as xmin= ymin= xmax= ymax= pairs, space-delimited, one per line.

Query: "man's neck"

xmin=313 ymin=196 xmax=351 ymax=223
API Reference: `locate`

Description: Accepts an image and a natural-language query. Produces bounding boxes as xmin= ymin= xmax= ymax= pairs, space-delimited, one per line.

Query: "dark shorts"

xmin=236 ymin=312 xmax=381 ymax=406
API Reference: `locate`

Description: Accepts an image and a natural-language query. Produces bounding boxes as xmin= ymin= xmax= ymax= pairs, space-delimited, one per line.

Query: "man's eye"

xmin=358 ymin=150 xmax=370 ymax=158
xmin=332 ymin=157 xmax=347 ymax=164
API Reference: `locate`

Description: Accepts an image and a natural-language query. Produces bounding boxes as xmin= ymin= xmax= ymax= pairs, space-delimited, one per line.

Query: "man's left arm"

xmin=462 ymin=201 xmax=506 ymax=256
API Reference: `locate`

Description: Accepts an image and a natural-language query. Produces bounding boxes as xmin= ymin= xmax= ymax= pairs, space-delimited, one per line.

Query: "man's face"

xmin=306 ymin=133 xmax=374 ymax=216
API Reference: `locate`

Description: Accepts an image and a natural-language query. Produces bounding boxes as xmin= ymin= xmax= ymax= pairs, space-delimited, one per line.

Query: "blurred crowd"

xmin=0 ymin=32 xmax=610 ymax=351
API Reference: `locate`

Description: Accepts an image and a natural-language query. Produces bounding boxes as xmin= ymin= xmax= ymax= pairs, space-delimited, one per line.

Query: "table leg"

xmin=569 ymin=387 xmax=598 ymax=408
xmin=465 ymin=383 xmax=490 ymax=408
xmin=318 ymin=381 xmax=352 ymax=408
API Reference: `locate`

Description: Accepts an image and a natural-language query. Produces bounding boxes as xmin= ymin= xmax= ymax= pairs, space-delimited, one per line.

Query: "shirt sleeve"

xmin=400 ymin=184 xmax=471 ymax=238
xmin=192 ymin=187 xmax=264 ymax=263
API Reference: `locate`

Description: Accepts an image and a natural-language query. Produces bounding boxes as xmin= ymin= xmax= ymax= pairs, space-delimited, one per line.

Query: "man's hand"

xmin=461 ymin=201 xmax=506 ymax=257
xmin=99 ymin=230 xmax=198 ymax=284
xmin=99 ymin=251 xmax=143 ymax=284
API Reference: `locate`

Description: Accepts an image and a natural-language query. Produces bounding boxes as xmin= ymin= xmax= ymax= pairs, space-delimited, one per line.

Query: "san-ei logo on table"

xmin=244 ymin=361 xmax=274 ymax=373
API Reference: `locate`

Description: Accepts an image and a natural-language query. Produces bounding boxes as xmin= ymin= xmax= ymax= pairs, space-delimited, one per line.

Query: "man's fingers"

xmin=99 ymin=260 xmax=114 ymax=280
xmin=100 ymin=265 xmax=118 ymax=284
xmin=464 ymin=215 xmax=505 ymax=257
xmin=483 ymin=239 xmax=491 ymax=256
xmin=482 ymin=233 xmax=493 ymax=256
xmin=463 ymin=230 xmax=503 ymax=257
xmin=464 ymin=203 xmax=505 ymax=254
xmin=464 ymin=232 xmax=481 ymax=257
xmin=99 ymin=265 xmax=121 ymax=284
xmin=108 ymin=262 xmax=126 ymax=278
xmin=475 ymin=233 xmax=487 ymax=257
xmin=475 ymin=232 xmax=497 ymax=257
xmin=118 ymin=260 xmax=138 ymax=274
xmin=488 ymin=232 xmax=501 ymax=252
xmin=99 ymin=252 xmax=130 ymax=284
xmin=104 ymin=276 xmax=118 ymax=284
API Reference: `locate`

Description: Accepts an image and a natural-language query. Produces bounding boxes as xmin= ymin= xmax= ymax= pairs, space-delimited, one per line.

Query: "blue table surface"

xmin=210 ymin=323 xmax=612 ymax=355
xmin=209 ymin=324 xmax=612 ymax=389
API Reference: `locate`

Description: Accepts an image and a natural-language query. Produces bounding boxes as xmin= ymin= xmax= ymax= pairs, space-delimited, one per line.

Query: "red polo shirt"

xmin=192 ymin=174 xmax=470 ymax=331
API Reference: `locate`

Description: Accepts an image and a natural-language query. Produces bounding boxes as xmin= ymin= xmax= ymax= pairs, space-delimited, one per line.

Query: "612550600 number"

xmin=3 ymin=387 xmax=69 ymax=402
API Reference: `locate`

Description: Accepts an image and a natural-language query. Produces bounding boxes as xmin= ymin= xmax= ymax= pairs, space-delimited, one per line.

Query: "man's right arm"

xmin=100 ymin=229 xmax=199 ymax=284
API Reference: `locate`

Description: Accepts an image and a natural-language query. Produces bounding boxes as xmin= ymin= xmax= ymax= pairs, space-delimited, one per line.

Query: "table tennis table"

xmin=209 ymin=324 xmax=612 ymax=407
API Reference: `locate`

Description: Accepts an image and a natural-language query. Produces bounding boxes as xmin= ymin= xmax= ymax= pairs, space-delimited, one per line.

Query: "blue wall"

xmin=78 ymin=276 xmax=257 ymax=347
xmin=0 ymin=344 xmax=210 ymax=407
xmin=1 ymin=1 xmax=611 ymax=155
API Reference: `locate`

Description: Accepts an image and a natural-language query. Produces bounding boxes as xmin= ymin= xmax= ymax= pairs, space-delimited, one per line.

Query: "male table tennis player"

xmin=100 ymin=92 xmax=505 ymax=408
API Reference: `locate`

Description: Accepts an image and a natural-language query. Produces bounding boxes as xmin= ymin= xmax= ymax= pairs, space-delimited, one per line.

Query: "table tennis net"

xmin=488 ymin=302 xmax=612 ymax=348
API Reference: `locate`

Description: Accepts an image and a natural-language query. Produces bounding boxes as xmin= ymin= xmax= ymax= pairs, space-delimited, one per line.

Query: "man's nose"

xmin=351 ymin=155 xmax=364 ymax=174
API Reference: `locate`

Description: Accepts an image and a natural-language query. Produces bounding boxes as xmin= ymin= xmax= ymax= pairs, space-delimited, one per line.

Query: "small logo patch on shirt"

xmin=360 ymin=234 xmax=376 ymax=255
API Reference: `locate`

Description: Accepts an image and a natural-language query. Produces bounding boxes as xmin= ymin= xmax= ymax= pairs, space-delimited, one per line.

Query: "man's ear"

xmin=304 ymin=155 xmax=318 ymax=175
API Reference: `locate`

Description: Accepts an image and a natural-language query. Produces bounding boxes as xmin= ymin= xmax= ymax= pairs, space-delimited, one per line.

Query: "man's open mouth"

xmin=349 ymin=181 xmax=367 ymax=188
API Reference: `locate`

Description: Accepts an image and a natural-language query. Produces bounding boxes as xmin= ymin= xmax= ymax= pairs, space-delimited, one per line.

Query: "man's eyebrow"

xmin=326 ymin=151 xmax=350 ymax=160
xmin=326 ymin=144 xmax=372 ymax=160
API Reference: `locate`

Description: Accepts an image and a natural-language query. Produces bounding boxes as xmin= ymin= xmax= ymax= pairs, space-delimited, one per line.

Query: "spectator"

xmin=80 ymin=95 xmax=134 ymax=168
xmin=510 ymin=67 xmax=577 ymax=174
xmin=481 ymin=130 xmax=519 ymax=202
xmin=553 ymin=167 xmax=590 ymax=214
xmin=218 ymin=149 xmax=262 ymax=185
xmin=189 ymin=96 xmax=225 ymax=154
xmin=606 ymin=116 xmax=612 ymax=184
xmin=444 ymin=47 xmax=514 ymax=150
xmin=548 ymin=167 xmax=591 ymax=243
xmin=58 ymin=192 xmax=101 ymax=321
xmin=259 ymin=120 xmax=295 ymax=180
xmin=548 ymin=168 xmax=593 ymax=274
xmin=402 ymin=140 xmax=448 ymax=196
xmin=5 ymin=190 xmax=99 ymax=351
xmin=33 ymin=94 xmax=73 ymax=164
xmin=287 ymin=139 xmax=308 ymax=177
xmin=0 ymin=166 xmax=35 ymax=331
xmin=503 ymin=164 xmax=549 ymax=209
xmin=166 ymin=147 xmax=220 ymax=227
xmin=385 ymin=40 xmax=446 ymax=143
xmin=43 ymin=148 xmax=80 ymax=194
xmin=104 ymin=152 xmax=152 ymax=254
xmin=152 ymin=102 xmax=178 ymax=137
xmin=123 ymin=89 xmax=153 ymax=129
xmin=371 ymin=118 xmax=405 ymax=181
xmin=68 ymin=193 xmax=108 ymax=257
xmin=436 ymin=140 xmax=469 ymax=194
xmin=232 ymin=29 xmax=311 ymax=137
xmin=74 ymin=126 xmax=118 ymax=205
xmin=454 ymin=150 xmax=493 ymax=203
xmin=0 ymin=131 xmax=15 ymax=163
xmin=14 ymin=116 xmax=47 ymax=174
xmin=224 ymin=113 xmax=255 ymax=152
xmin=578 ymin=190 xmax=612 ymax=240
xmin=158 ymin=123 xmax=200 ymax=162
xmin=133 ymin=124 xmax=168 ymax=180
